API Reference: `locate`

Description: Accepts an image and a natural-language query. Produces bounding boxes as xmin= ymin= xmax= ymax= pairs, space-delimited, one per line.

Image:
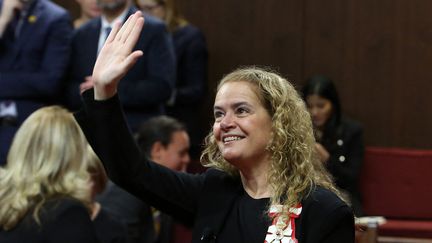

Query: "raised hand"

xmin=79 ymin=76 xmax=94 ymax=94
xmin=92 ymin=11 xmax=145 ymax=100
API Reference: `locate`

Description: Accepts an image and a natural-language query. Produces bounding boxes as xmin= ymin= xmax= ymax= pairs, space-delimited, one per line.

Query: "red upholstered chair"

xmin=361 ymin=147 xmax=432 ymax=239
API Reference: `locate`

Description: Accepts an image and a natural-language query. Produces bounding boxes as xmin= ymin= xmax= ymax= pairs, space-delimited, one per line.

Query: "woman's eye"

xmin=214 ymin=111 xmax=224 ymax=120
xmin=236 ymin=107 xmax=249 ymax=115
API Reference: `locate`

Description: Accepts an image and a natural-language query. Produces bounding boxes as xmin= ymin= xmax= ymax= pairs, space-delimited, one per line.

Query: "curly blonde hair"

xmin=0 ymin=106 xmax=92 ymax=230
xmin=201 ymin=67 xmax=343 ymax=211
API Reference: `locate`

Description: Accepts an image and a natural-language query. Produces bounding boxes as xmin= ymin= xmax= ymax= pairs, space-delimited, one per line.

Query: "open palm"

xmin=92 ymin=11 xmax=144 ymax=100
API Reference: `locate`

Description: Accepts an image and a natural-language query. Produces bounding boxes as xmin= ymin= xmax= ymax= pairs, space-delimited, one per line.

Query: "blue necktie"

xmin=105 ymin=26 xmax=112 ymax=41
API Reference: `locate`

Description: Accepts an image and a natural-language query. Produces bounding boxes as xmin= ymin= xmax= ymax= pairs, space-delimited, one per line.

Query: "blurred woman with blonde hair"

xmin=0 ymin=106 xmax=98 ymax=242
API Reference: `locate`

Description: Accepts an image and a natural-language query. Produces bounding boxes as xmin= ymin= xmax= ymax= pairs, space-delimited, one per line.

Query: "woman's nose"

xmin=220 ymin=113 xmax=235 ymax=130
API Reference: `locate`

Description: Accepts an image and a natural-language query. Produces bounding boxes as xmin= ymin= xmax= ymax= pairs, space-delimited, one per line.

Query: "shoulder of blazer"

xmin=34 ymin=0 xmax=70 ymax=21
xmin=340 ymin=117 xmax=363 ymax=135
xmin=300 ymin=186 xmax=353 ymax=230
xmin=302 ymin=186 xmax=348 ymax=210
xmin=297 ymin=187 xmax=354 ymax=242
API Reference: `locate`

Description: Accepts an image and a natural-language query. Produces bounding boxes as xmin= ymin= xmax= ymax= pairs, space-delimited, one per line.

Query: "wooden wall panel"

xmin=181 ymin=0 xmax=305 ymax=85
xmin=302 ymin=0 xmax=432 ymax=148
xmin=53 ymin=0 xmax=79 ymax=19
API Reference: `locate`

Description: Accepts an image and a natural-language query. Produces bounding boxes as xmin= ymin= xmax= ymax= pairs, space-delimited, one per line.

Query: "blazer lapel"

xmin=15 ymin=0 xmax=41 ymax=49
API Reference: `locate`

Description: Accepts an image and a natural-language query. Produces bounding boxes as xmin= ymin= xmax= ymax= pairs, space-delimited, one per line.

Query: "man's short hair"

xmin=135 ymin=115 xmax=186 ymax=158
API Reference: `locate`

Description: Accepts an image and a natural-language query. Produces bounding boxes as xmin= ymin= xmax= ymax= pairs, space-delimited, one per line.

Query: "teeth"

xmin=223 ymin=136 xmax=242 ymax=142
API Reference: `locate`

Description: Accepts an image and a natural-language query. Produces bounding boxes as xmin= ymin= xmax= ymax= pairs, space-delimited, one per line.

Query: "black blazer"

xmin=65 ymin=7 xmax=176 ymax=130
xmin=0 ymin=198 xmax=98 ymax=243
xmin=166 ymin=24 xmax=208 ymax=149
xmin=75 ymin=91 xmax=355 ymax=243
xmin=0 ymin=0 xmax=72 ymax=165
xmin=321 ymin=117 xmax=364 ymax=215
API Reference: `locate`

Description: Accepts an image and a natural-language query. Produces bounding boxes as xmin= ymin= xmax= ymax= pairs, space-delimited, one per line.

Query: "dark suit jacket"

xmin=0 ymin=0 xmax=72 ymax=164
xmin=94 ymin=207 xmax=131 ymax=243
xmin=0 ymin=198 xmax=99 ymax=243
xmin=96 ymin=180 xmax=155 ymax=243
xmin=75 ymin=91 xmax=355 ymax=243
xmin=321 ymin=117 xmax=365 ymax=216
xmin=166 ymin=24 xmax=208 ymax=151
xmin=66 ymin=7 xmax=175 ymax=131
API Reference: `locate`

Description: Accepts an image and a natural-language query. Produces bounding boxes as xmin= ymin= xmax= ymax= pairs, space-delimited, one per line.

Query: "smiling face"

xmin=213 ymin=81 xmax=273 ymax=169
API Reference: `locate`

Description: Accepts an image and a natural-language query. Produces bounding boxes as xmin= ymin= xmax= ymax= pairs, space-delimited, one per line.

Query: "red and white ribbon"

xmin=264 ymin=204 xmax=302 ymax=243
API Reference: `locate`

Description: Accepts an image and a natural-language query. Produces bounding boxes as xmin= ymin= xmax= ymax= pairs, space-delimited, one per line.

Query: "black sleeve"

xmin=74 ymin=90 xmax=204 ymax=224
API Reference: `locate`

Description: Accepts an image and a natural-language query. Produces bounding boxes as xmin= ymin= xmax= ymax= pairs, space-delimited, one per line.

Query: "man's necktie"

xmin=105 ymin=26 xmax=112 ymax=41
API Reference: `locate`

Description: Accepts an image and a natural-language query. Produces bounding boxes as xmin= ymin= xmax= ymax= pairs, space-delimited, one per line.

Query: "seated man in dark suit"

xmin=135 ymin=115 xmax=192 ymax=243
xmin=65 ymin=0 xmax=176 ymax=131
xmin=0 ymin=0 xmax=73 ymax=165
xmin=97 ymin=115 xmax=191 ymax=243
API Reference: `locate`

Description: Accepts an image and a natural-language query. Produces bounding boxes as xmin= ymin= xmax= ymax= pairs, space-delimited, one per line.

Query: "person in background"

xmin=136 ymin=115 xmax=190 ymax=172
xmin=74 ymin=0 xmax=101 ymax=28
xmin=0 ymin=106 xmax=98 ymax=242
xmin=135 ymin=115 xmax=191 ymax=243
xmin=69 ymin=2 xmax=175 ymax=242
xmin=98 ymin=115 xmax=192 ymax=243
xmin=0 ymin=0 xmax=73 ymax=165
xmin=136 ymin=0 xmax=208 ymax=160
xmin=86 ymin=145 xmax=131 ymax=243
xmin=75 ymin=12 xmax=355 ymax=242
xmin=65 ymin=0 xmax=175 ymax=131
xmin=302 ymin=75 xmax=365 ymax=216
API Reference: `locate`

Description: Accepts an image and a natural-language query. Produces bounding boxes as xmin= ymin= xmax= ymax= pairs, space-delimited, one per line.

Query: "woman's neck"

xmin=239 ymin=161 xmax=272 ymax=199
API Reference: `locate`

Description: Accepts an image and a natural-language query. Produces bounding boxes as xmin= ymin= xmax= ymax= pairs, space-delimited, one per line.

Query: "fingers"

xmin=122 ymin=50 xmax=143 ymax=72
xmin=119 ymin=13 xmax=137 ymax=43
xmin=106 ymin=21 xmax=121 ymax=43
xmin=116 ymin=11 xmax=143 ymax=43
xmin=123 ymin=14 xmax=144 ymax=51
xmin=107 ymin=11 xmax=144 ymax=48
xmin=80 ymin=81 xmax=94 ymax=94
xmin=115 ymin=14 xmax=133 ymax=42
